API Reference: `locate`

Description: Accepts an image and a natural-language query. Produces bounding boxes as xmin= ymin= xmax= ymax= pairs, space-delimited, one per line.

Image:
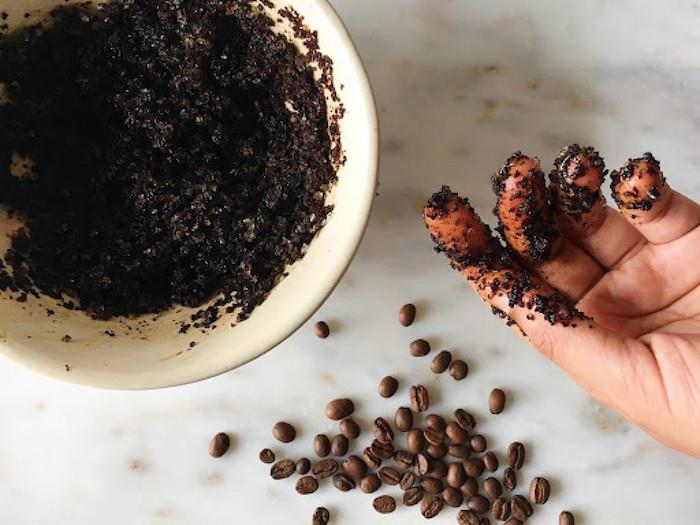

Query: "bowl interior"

xmin=0 ymin=0 xmax=378 ymax=388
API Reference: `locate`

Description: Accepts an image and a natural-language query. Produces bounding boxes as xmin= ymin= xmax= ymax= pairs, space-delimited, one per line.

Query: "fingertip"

xmin=611 ymin=153 xmax=670 ymax=224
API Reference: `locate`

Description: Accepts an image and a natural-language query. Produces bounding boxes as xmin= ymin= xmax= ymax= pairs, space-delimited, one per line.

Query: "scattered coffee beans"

xmin=371 ymin=439 xmax=395 ymax=460
xmin=404 ymin=486 xmax=425 ymax=506
xmin=399 ymin=303 xmax=417 ymax=326
xmin=483 ymin=451 xmax=499 ymax=472
xmin=446 ymin=421 xmax=469 ymax=444
xmin=465 ymin=457 xmax=485 ymax=478
xmin=407 ymin=428 xmax=426 ymax=454
xmin=426 ymin=414 xmax=447 ymax=431
xmin=483 ymin=477 xmax=503 ymax=499
xmin=360 ymin=473 xmax=381 ymax=493
xmin=559 ymin=511 xmax=575 ymax=525
xmin=492 ymin=497 xmax=511 ymax=521
xmin=331 ymin=434 xmax=349 ymax=456
xmin=339 ymin=417 xmax=361 ymax=439
xmin=259 ymin=448 xmax=275 ymax=464
xmin=410 ymin=339 xmax=431 ymax=357
xmin=479 ymin=518 xmax=490 ymax=525
xmin=372 ymin=417 xmax=394 ymax=444
xmin=400 ymin=470 xmax=417 ymax=490
xmin=427 ymin=458 xmax=448 ymax=479
xmin=325 ymin=398 xmax=355 ymax=421
xmin=489 ymin=388 xmax=506 ymax=414
xmin=296 ymin=458 xmax=311 ymax=475
xmin=448 ymin=444 xmax=470 ymax=459
xmin=296 ymin=475 xmax=319 ymax=494
xmin=342 ymin=455 xmax=367 ymax=480
xmin=504 ymin=519 xmax=523 ymax=525
xmin=395 ymin=407 xmax=414 ymax=432
xmin=427 ymin=442 xmax=448 ymax=459
xmin=415 ymin=453 xmax=431 ymax=475
xmin=449 ymin=359 xmax=469 ymax=380
xmin=431 ymin=350 xmax=452 ymax=373
xmin=421 ymin=476 xmax=444 ymax=495
xmin=446 ymin=462 xmax=467 ymax=488
xmin=314 ymin=321 xmax=330 ymax=339
xmin=467 ymin=495 xmax=490 ymax=515
xmin=424 ymin=426 xmax=446 ymax=447
xmin=461 ymin=478 xmax=479 ymax=498
xmin=470 ymin=434 xmax=487 ymax=453
xmin=529 ymin=477 xmax=550 ymax=504
xmin=362 ymin=446 xmax=382 ymax=469
xmin=443 ymin=486 xmax=464 ymax=507
xmin=377 ymin=466 xmax=400 ymax=486
xmin=314 ymin=434 xmax=331 ymax=457
xmin=507 ymin=442 xmax=526 ymax=470
xmin=312 ymin=459 xmax=338 ymax=479
xmin=373 ymin=495 xmax=396 ymax=514
xmin=394 ymin=450 xmax=415 ymax=470
xmin=421 ymin=495 xmax=445 ymax=519
xmin=458 ymin=509 xmax=480 ymax=525
xmin=511 ymin=495 xmax=533 ymax=521
xmin=272 ymin=422 xmax=296 ymax=443
xmin=312 ymin=507 xmax=330 ymax=525
xmin=378 ymin=376 xmax=399 ymax=398
xmin=332 ymin=473 xmax=355 ymax=492
xmin=409 ymin=385 xmax=430 ymax=412
xmin=208 ymin=432 xmax=230 ymax=458
xmin=503 ymin=467 xmax=518 ymax=491
xmin=454 ymin=409 xmax=477 ymax=431
xmin=270 ymin=459 xmax=296 ymax=480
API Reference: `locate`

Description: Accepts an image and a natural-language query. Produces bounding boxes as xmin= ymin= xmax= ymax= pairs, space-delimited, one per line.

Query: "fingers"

xmin=611 ymin=153 xmax=700 ymax=244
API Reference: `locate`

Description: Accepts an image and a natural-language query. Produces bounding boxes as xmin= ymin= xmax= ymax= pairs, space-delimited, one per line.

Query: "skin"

xmin=424 ymin=149 xmax=700 ymax=458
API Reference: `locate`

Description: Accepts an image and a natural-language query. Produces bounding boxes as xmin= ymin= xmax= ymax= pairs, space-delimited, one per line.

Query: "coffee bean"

xmin=421 ymin=495 xmax=444 ymax=519
xmin=259 ymin=448 xmax=275 ymax=464
xmin=296 ymin=475 xmax=319 ymax=495
xmin=491 ymin=498 xmax=511 ymax=520
xmin=371 ymin=439 xmax=395 ymax=460
xmin=483 ymin=477 xmax=503 ymax=499
xmin=448 ymin=444 xmax=470 ymax=459
xmin=489 ymin=388 xmax=506 ymax=414
xmin=503 ymin=467 xmax=517 ymax=491
xmin=420 ymin=476 xmax=444 ymax=495
xmin=296 ymin=457 xmax=311 ymax=475
xmin=373 ymin=495 xmax=396 ymax=514
xmin=208 ymin=432 xmax=230 ymax=458
xmin=312 ymin=459 xmax=338 ymax=479
xmin=399 ymin=303 xmax=417 ymax=326
xmin=378 ymin=375 xmax=399 ymax=398
xmin=427 ymin=458 xmax=448 ymax=479
xmin=407 ymin=428 xmax=425 ymax=454
xmin=446 ymin=421 xmax=468 ymax=444
xmin=332 ymin=473 xmax=355 ymax=492
xmin=480 ymin=519 xmax=491 ymax=525
xmin=272 ymin=421 xmax=296 ymax=443
xmin=372 ymin=417 xmax=394 ymax=444
xmin=470 ymin=434 xmax=487 ymax=453
xmin=559 ymin=511 xmax=575 ymax=525
xmin=511 ymin=495 xmax=533 ymax=521
xmin=362 ymin=447 xmax=382 ymax=469
xmin=446 ymin=462 xmax=466 ymax=488
xmin=443 ymin=486 xmax=464 ymax=507
xmin=312 ymin=507 xmax=330 ymax=525
xmin=339 ymin=417 xmax=360 ymax=439
xmin=342 ymin=455 xmax=367 ymax=479
xmin=410 ymin=339 xmax=431 ymax=357
xmin=426 ymin=442 xmax=447 ymax=459
xmin=403 ymin=486 xmax=425 ymax=506
xmin=378 ymin=467 xmax=401 ymax=485
xmin=409 ymin=384 xmax=430 ymax=412
xmin=457 ymin=509 xmax=481 ymax=525
xmin=425 ymin=414 xmax=447 ymax=431
xmin=394 ymin=449 xmax=415 ymax=470
xmin=454 ymin=409 xmax=477 ymax=431
xmin=449 ymin=359 xmax=468 ymax=380
xmin=325 ymin=398 xmax=354 ymax=420
xmin=400 ymin=470 xmax=417 ymax=490
xmin=507 ymin=442 xmax=525 ymax=470
xmin=331 ymin=434 xmax=349 ymax=456
xmin=431 ymin=350 xmax=452 ymax=373
xmin=314 ymin=434 xmax=331 ymax=457
xmin=424 ymin=426 xmax=445 ymax=447
xmin=483 ymin=451 xmax=498 ymax=472
xmin=314 ymin=321 xmax=330 ymax=338
xmin=461 ymin=477 xmax=479 ymax=498
xmin=529 ymin=477 xmax=550 ymax=504
xmin=504 ymin=519 xmax=523 ymax=525
xmin=395 ymin=407 xmax=414 ymax=433
xmin=415 ymin=453 xmax=430 ymax=475
xmin=270 ymin=459 xmax=296 ymax=479
xmin=465 ymin=457 xmax=485 ymax=477
xmin=467 ymin=495 xmax=490 ymax=515
xmin=359 ymin=473 xmax=381 ymax=493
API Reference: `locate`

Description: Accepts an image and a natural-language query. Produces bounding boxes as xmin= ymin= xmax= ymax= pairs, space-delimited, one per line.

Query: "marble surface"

xmin=2 ymin=0 xmax=700 ymax=523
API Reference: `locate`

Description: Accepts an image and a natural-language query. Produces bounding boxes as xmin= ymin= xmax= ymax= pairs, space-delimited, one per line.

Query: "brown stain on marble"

xmin=34 ymin=400 xmax=46 ymax=411
xmin=381 ymin=136 xmax=405 ymax=154
xmin=200 ymin=471 xmax=224 ymax=486
xmin=320 ymin=371 xmax=335 ymax=384
xmin=590 ymin=401 xmax=628 ymax=434
xmin=127 ymin=459 xmax=151 ymax=472
xmin=151 ymin=508 xmax=173 ymax=519
xmin=527 ymin=79 xmax=539 ymax=91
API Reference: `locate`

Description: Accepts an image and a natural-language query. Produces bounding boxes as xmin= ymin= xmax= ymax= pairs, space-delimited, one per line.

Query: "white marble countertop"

xmin=2 ymin=0 xmax=700 ymax=523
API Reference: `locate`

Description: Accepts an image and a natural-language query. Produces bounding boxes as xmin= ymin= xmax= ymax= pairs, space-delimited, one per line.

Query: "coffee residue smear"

xmin=0 ymin=0 xmax=341 ymax=330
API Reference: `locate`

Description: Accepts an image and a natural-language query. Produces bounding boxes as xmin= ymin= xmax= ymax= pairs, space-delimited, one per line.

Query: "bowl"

xmin=0 ymin=0 xmax=378 ymax=389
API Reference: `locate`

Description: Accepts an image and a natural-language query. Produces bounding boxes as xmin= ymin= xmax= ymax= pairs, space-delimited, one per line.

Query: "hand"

xmin=423 ymin=145 xmax=700 ymax=458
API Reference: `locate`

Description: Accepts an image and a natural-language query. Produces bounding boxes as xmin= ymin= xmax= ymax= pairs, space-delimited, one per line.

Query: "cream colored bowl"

xmin=0 ymin=0 xmax=378 ymax=389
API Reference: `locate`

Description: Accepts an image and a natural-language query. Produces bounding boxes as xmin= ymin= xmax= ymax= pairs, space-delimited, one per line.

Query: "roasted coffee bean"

xmin=420 ymin=476 xmax=444 ymax=495
xmin=446 ymin=421 xmax=469 ymax=444
xmin=454 ymin=409 xmax=477 ymax=431
xmin=424 ymin=427 xmax=445 ymax=447
xmin=296 ymin=457 xmax=311 ymax=475
xmin=461 ymin=477 xmax=479 ymax=498
xmin=415 ymin=453 xmax=430 ymax=475
xmin=312 ymin=459 xmax=338 ymax=479
xmin=296 ymin=475 xmax=319 ymax=495
xmin=332 ymin=473 xmax=355 ymax=492
xmin=491 ymin=498 xmax=511 ymax=521
xmin=362 ymin=447 xmax=382 ymax=469
xmin=371 ymin=439 xmax=395 ymax=460
xmin=270 ymin=459 xmax=296 ymax=479
xmin=467 ymin=495 xmax=490 ymax=515
xmin=448 ymin=444 xmax=471 ymax=459
xmin=426 ymin=442 xmax=448 ymax=459
xmin=378 ymin=467 xmax=401 ymax=486
xmin=507 ymin=442 xmax=526 ymax=470
xmin=483 ymin=451 xmax=498 ymax=472
xmin=447 ymin=462 xmax=467 ymax=488
xmin=457 ymin=509 xmax=481 ymax=525
xmin=480 ymin=519 xmax=491 ymax=525
xmin=407 ymin=428 xmax=425 ymax=454
xmin=465 ymin=457 xmax=485 ymax=477
xmin=312 ymin=507 xmax=330 ymax=525
xmin=259 ymin=448 xmax=275 ymax=464
xmin=410 ymin=339 xmax=431 ymax=357
xmin=511 ymin=495 xmax=533 ymax=521
xmin=373 ymin=495 xmax=396 ymax=514
xmin=503 ymin=467 xmax=517 ymax=491
xmin=449 ymin=359 xmax=468 ymax=380
xmin=372 ymin=417 xmax=394 ymax=444
xmin=342 ymin=455 xmax=367 ymax=479
xmin=504 ymin=519 xmax=523 ymax=525
xmin=399 ymin=303 xmax=416 ymax=326
xmin=409 ymin=384 xmax=430 ymax=412
xmin=331 ymin=434 xmax=349 ymax=457
xmin=403 ymin=486 xmax=425 ymax=506
xmin=360 ymin=473 xmax=381 ymax=493
xmin=314 ymin=321 xmax=330 ymax=338
xmin=421 ymin=495 xmax=444 ymax=519
xmin=379 ymin=375 xmax=399 ymax=398
xmin=470 ymin=434 xmax=487 ymax=453
xmin=529 ymin=477 xmax=550 ymax=504
xmin=489 ymin=388 xmax=506 ymax=414
xmin=339 ymin=417 xmax=360 ymax=439
xmin=326 ymin=398 xmax=355 ymax=420
xmin=559 ymin=511 xmax=575 ymax=525
xmin=208 ymin=432 xmax=230 ymax=458
xmin=314 ymin=434 xmax=331 ymax=457
xmin=427 ymin=458 xmax=448 ymax=479
xmin=483 ymin=477 xmax=503 ymax=499
xmin=400 ymin=471 xmax=417 ymax=490
xmin=394 ymin=450 xmax=415 ymax=470
xmin=395 ymin=406 xmax=414 ymax=432
xmin=425 ymin=414 xmax=447 ymax=431
xmin=443 ymin=486 xmax=464 ymax=507
xmin=431 ymin=350 xmax=452 ymax=373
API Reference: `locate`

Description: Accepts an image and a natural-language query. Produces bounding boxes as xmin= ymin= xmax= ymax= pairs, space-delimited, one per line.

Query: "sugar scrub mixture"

xmin=0 ymin=0 xmax=341 ymax=328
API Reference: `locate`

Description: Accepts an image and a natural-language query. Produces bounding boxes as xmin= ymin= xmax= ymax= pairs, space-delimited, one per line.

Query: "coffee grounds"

xmin=0 ymin=0 xmax=339 ymax=327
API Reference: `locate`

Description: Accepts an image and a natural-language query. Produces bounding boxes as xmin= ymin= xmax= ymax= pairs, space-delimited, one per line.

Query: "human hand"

xmin=423 ymin=145 xmax=700 ymax=458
